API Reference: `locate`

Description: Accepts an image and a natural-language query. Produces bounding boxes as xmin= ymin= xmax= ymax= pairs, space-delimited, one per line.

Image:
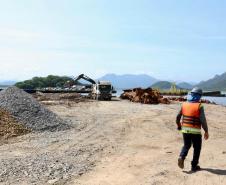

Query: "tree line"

xmin=15 ymin=75 xmax=73 ymax=89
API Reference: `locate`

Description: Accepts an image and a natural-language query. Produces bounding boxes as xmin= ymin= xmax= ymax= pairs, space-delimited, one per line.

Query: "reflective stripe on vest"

xmin=181 ymin=127 xmax=201 ymax=134
xmin=181 ymin=102 xmax=201 ymax=134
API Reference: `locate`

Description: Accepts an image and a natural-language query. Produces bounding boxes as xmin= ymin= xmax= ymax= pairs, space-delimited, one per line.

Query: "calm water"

xmin=116 ymin=89 xmax=123 ymax=97
xmin=202 ymin=96 xmax=226 ymax=106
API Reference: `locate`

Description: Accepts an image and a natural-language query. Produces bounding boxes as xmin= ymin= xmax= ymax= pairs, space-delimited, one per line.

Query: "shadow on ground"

xmin=201 ymin=168 xmax=226 ymax=175
xmin=183 ymin=168 xmax=226 ymax=175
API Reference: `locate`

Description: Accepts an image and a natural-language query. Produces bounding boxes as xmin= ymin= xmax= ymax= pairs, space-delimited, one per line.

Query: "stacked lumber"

xmin=120 ymin=88 xmax=170 ymax=104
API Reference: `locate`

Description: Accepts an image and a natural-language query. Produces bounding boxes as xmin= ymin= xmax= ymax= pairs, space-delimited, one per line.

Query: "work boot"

xmin=178 ymin=157 xmax=184 ymax=169
xmin=191 ymin=165 xmax=201 ymax=172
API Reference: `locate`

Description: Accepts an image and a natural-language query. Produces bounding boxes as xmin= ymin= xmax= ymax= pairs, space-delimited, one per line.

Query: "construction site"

xmin=2 ymin=0 xmax=226 ymax=184
xmin=0 ymin=75 xmax=226 ymax=185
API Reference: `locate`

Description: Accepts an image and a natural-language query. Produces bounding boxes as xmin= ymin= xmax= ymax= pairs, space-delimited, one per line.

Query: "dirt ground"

xmin=1 ymin=99 xmax=226 ymax=185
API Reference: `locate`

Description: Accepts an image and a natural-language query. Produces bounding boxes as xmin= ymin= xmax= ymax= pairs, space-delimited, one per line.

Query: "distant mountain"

xmin=0 ymin=81 xmax=16 ymax=86
xmin=151 ymin=81 xmax=181 ymax=90
xmin=188 ymin=81 xmax=198 ymax=86
xmin=177 ymin=82 xmax=193 ymax=90
xmin=98 ymin=74 xmax=158 ymax=89
xmin=197 ymin=72 xmax=226 ymax=91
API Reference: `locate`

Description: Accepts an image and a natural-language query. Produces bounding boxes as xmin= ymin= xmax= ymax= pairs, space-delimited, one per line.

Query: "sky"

xmin=0 ymin=0 xmax=226 ymax=82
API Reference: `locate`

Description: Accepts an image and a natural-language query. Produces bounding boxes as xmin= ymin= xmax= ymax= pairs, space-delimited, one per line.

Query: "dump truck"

xmin=71 ymin=74 xmax=116 ymax=100
xmin=92 ymin=80 xmax=116 ymax=100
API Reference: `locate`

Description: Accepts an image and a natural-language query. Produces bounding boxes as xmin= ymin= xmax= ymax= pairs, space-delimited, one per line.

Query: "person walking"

xmin=176 ymin=87 xmax=209 ymax=172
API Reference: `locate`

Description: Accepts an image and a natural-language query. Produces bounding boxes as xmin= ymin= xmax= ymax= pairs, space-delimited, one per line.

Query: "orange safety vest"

xmin=181 ymin=102 xmax=201 ymax=129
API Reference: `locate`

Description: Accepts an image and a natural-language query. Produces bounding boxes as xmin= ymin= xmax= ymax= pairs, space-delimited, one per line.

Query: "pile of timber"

xmin=120 ymin=88 xmax=170 ymax=104
xmin=167 ymin=97 xmax=187 ymax=102
xmin=34 ymin=92 xmax=81 ymax=101
xmin=168 ymin=97 xmax=216 ymax=104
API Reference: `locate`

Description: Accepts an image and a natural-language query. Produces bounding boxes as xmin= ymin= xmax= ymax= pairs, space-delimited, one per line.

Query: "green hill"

xmin=197 ymin=72 xmax=226 ymax=91
xmin=151 ymin=81 xmax=180 ymax=90
xmin=177 ymin=82 xmax=193 ymax=90
xmin=15 ymin=75 xmax=73 ymax=89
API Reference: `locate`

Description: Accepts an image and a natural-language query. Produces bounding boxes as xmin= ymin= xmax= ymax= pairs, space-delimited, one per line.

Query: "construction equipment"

xmin=73 ymin=74 xmax=96 ymax=87
xmin=69 ymin=74 xmax=116 ymax=100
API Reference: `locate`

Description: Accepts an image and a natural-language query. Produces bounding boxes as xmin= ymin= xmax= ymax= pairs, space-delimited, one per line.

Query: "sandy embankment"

xmin=0 ymin=99 xmax=226 ymax=185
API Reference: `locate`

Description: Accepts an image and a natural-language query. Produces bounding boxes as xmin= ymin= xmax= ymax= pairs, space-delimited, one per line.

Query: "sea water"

xmin=202 ymin=96 xmax=226 ymax=106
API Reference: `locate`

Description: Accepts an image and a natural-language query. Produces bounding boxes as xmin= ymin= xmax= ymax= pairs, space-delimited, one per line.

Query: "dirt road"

xmin=1 ymin=100 xmax=226 ymax=184
xmin=69 ymin=100 xmax=226 ymax=185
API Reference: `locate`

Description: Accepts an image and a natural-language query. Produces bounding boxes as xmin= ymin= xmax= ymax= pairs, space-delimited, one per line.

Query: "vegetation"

xmin=151 ymin=81 xmax=181 ymax=90
xmin=160 ymin=88 xmax=189 ymax=96
xmin=15 ymin=75 xmax=73 ymax=89
xmin=152 ymin=82 xmax=189 ymax=96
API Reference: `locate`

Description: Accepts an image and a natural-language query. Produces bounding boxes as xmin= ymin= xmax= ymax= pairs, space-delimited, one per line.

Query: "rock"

xmin=48 ymin=178 xmax=60 ymax=184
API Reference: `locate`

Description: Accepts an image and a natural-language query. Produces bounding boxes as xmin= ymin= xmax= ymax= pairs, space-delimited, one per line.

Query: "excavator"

xmin=67 ymin=74 xmax=116 ymax=100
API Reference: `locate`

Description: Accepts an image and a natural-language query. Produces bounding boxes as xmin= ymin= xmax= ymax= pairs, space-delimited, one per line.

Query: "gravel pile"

xmin=0 ymin=87 xmax=69 ymax=131
xmin=0 ymin=147 xmax=97 ymax=184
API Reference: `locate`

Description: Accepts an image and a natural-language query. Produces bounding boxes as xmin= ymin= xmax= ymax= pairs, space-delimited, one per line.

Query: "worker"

xmin=176 ymin=87 xmax=209 ymax=172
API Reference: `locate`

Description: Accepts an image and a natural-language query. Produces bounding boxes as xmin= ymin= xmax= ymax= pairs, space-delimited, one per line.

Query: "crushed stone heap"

xmin=0 ymin=87 xmax=69 ymax=132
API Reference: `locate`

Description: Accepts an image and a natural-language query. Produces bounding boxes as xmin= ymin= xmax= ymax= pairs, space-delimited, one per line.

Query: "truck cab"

xmin=92 ymin=81 xmax=115 ymax=100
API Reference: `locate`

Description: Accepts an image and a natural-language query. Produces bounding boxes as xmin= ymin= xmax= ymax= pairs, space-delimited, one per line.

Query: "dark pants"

xmin=180 ymin=133 xmax=202 ymax=167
